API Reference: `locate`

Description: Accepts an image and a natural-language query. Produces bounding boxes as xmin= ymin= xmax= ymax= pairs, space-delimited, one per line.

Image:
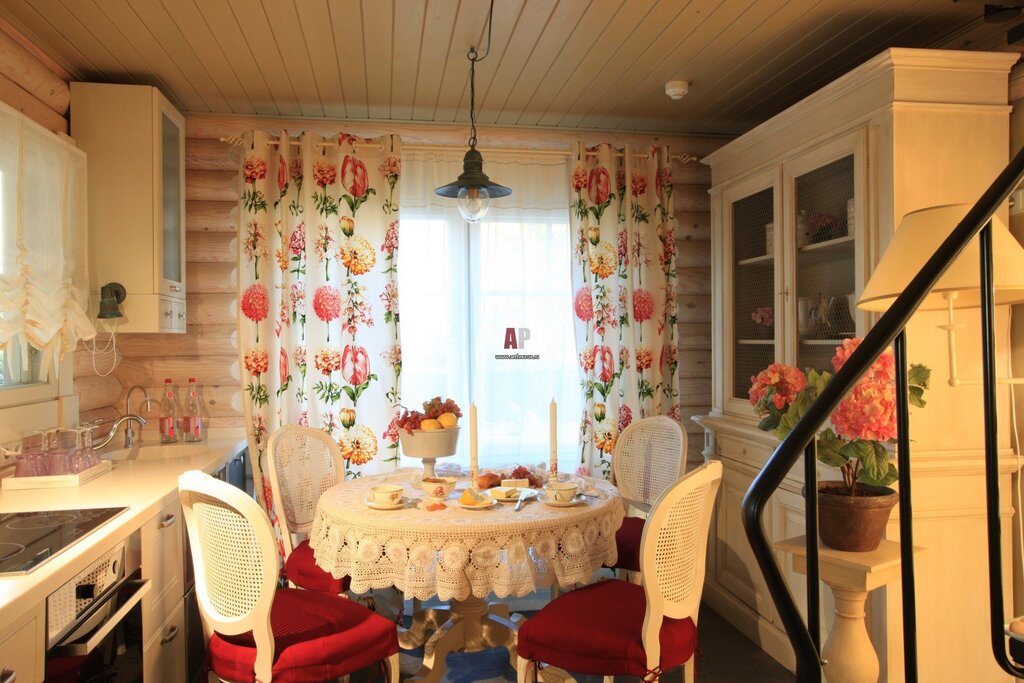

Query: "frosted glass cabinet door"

xmin=722 ymin=170 xmax=783 ymax=417
xmin=158 ymin=102 xmax=185 ymax=299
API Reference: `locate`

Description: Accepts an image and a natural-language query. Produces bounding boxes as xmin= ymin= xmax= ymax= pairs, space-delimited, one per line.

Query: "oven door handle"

xmin=49 ymin=579 xmax=151 ymax=657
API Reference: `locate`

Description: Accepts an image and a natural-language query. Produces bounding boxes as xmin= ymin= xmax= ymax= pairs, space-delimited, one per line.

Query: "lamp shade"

xmin=857 ymin=203 xmax=1024 ymax=312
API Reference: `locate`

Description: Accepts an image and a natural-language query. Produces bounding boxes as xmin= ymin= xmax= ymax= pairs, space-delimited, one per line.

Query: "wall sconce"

xmin=857 ymin=203 xmax=1024 ymax=385
xmin=97 ymin=282 xmax=126 ymax=319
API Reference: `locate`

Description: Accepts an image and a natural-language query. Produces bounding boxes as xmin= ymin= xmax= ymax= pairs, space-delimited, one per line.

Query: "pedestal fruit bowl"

xmin=396 ymin=396 xmax=462 ymax=479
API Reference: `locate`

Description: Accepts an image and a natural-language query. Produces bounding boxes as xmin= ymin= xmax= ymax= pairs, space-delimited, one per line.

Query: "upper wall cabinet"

xmin=71 ymin=83 xmax=186 ymax=333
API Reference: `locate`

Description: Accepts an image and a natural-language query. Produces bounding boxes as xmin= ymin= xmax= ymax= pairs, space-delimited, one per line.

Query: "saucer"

xmin=364 ymin=496 xmax=407 ymax=510
xmin=538 ymin=493 xmax=583 ymax=507
xmin=495 ymin=488 xmax=537 ymax=503
xmin=456 ymin=497 xmax=498 ymax=510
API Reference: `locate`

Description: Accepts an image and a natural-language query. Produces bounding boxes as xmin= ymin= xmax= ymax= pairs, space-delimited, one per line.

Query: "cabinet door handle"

xmin=170 ymin=284 xmax=182 ymax=292
xmin=0 ymin=668 xmax=16 ymax=682
xmin=160 ymin=625 xmax=179 ymax=645
xmin=158 ymin=513 xmax=176 ymax=529
xmin=164 ymin=309 xmax=173 ymax=317
xmin=178 ymin=312 xmax=186 ymax=319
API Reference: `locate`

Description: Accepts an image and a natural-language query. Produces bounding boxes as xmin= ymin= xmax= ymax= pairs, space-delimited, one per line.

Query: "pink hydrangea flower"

xmin=631 ymin=174 xmax=648 ymax=197
xmin=635 ymin=347 xmax=653 ymax=371
xmin=244 ymin=348 xmax=269 ymax=375
xmin=312 ymin=285 xmax=342 ymax=323
xmin=241 ymin=283 xmax=270 ymax=322
xmin=633 ymin=288 xmax=655 ymax=323
xmin=579 ymin=346 xmax=596 ymax=371
xmin=313 ymin=159 xmax=337 ymax=188
xmin=574 ymin=286 xmax=593 ymax=322
xmin=749 ymin=364 xmax=808 ymax=411
xmin=618 ymin=404 xmax=633 ymax=432
xmin=571 ymin=165 xmax=587 ymax=191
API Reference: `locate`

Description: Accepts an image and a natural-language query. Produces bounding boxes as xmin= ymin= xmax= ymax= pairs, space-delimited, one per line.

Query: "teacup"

xmin=545 ymin=481 xmax=578 ymax=503
xmin=368 ymin=484 xmax=404 ymax=505
xmin=420 ymin=476 xmax=457 ymax=500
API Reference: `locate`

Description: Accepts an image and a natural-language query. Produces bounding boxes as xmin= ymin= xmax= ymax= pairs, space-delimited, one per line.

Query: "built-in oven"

xmin=45 ymin=534 xmax=150 ymax=682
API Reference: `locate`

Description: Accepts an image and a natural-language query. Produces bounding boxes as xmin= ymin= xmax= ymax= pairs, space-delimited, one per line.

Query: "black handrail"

xmin=741 ymin=143 xmax=1024 ymax=681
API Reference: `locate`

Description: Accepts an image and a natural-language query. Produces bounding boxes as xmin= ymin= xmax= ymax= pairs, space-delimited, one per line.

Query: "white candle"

xmin=470 ymin=402 xmax=478 ymax=488
xmin=549 ymin=398 xmax=558 ymax=477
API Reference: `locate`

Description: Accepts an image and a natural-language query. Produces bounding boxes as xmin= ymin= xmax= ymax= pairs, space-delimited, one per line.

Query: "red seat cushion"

xmin=208 ymin=588 xmax=398 ymax=683
xmin=285 ymin=539 xmax=350 ymax=594
xmin=519 ymin=580 xmax=696 ymax=677
xmin=612 ymin=516 xmax=645 ymax=572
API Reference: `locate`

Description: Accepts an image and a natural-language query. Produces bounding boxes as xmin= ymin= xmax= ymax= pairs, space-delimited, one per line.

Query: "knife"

xmin=514 ymin=490 xmax=534 ymax=511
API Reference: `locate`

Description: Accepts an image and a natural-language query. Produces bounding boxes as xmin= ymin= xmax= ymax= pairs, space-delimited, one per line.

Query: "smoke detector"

xmin=665 ymin=80 xmax=690 ymax=100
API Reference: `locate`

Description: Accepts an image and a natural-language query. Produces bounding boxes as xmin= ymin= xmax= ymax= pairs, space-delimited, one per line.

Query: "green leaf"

xmin=908 ymin=363 xmax=931 ymax=390
xmin=815 ymin=429 xmax=849 ymax=468
xmin=908 ymin=385 xmax=926 ymax=408
xmin=757 ymin=413 xmax=781 ymax=432
xmin=807 ymin=369 xmax=832 ymax=397
xmin=844 ymin=440 xmax=891 ymax=483
xmin=859 ymin=461 xmax=898 ymax=487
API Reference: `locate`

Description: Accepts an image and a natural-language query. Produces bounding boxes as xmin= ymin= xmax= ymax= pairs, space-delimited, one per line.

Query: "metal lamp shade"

xmin=434 ymin=147 xmax=512 ymax=199
xmin=97 ymin=282 xmax=126 ymax=319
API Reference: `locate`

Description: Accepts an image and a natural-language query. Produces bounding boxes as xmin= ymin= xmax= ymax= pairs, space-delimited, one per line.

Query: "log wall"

xmin=0 ymin=16 xmax=70 ymax=133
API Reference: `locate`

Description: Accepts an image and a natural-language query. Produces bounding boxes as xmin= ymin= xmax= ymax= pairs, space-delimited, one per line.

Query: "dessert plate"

xmin=538 ymin=493 xmax=585 ymax=508
xmin=456 ymin=497 xmax=498 ymax=510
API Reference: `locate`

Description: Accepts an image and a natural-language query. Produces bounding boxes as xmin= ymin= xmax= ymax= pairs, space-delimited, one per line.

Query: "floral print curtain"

xmin=238 ymin=131 xmax=402 ymax=514
xmin=571 ymin=142 xmax=680 ymax=478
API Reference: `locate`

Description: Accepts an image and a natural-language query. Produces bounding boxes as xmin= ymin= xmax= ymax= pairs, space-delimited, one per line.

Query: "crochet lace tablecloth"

xmin=308 ymin=468 xmax=624 ymax=601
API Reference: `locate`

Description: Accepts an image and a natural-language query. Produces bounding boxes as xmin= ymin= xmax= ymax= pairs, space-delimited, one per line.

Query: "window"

xmin=399 ymin=150 xmax=580 ymax=469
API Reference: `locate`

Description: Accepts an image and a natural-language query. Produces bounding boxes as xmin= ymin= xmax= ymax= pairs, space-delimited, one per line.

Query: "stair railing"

xmin=741 ymin=144 xmax=1024 ymax=682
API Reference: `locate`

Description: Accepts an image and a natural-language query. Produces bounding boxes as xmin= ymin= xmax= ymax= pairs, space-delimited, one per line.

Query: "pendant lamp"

xmin=435 ymin=0 xmax=511 ymax=222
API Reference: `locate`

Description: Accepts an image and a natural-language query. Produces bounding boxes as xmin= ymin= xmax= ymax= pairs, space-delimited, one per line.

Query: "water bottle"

xmin=183 ymin=377 xmax=202 ymax=442
xmin=159 ymin=379 xmax=179 ymax=443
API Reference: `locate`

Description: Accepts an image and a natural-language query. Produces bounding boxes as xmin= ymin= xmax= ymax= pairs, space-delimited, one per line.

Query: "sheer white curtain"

xmin=399 ymin=149 xmax=579 ymax=469
xmin=0 ymin=100 xmax=92 ymax=382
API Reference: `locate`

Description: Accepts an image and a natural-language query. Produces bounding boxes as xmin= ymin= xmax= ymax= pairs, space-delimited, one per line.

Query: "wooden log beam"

xmin=678 ymin=350 xmax=712 ymax=379
xmin=187 ymin=293 xmax=237 ymax=325
xmin=676 ymin=240 xmax=711 ymax=268
xmin=186 ymin=137 xmax=240 ymax=171
xmin=0 ymin=28 xmax=69 ymax=114
xmin=187 ymin=262 xmax=237 ymax=294
xmin=187 ymin=231 xmax=236 ymax=263
xmin=115 ymin=357 xmax=238 ymax=388
xmin=673 ymin=185 xmax=711 ymax=214
xmin=186 ymin=169 xmax=239 ymax=202
xmin=674 ymin=211 xmax=710 ymax=241
xmin=73 ymin=347 xmax=123 ymax=378
xmin=74 ymin=374 xmax=123 ymax=413
xmin=186 ymin=200 xmax=238 ymax=233
xmin=676 ymin=322 xmax=712 ymax=350
xmin=184 ymin=113 xmax=729 ymax=157
xmin=0 ymin=71 xmax=66 ymax=133
xmin=115 ymin=324 xmax=237 ymax=358
xmin=677 ymin=295 xmax=711 ymax=324
xmin=677 ymin=267 xmax=711 ymax=295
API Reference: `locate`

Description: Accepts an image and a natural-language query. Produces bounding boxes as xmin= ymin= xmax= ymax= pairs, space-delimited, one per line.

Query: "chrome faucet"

xmin=93 ymin=414 xmax=147 ymax=450
xmin=124 ymin=385 xmax=154 ymax=448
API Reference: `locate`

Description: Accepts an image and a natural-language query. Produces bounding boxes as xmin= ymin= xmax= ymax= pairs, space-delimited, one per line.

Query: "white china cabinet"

xmin=697 ymin=48 xmax=1019 ymax=681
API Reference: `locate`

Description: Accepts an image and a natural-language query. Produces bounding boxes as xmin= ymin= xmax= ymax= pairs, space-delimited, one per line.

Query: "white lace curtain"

xmin=0 ymin=100 xmax=93 ymax=380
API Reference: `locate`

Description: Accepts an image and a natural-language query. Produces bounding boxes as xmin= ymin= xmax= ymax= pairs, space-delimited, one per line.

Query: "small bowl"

xmin=368 ymin=484 xmax=404 ymax=506
xmin=420 ymin=476 xmax=457 ymax=500
xmin=544 ymin=481 xmax=579 ymax=503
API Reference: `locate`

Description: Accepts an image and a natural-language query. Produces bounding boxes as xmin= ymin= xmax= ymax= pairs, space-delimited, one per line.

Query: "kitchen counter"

xmin=0 ymin=435 xmax=247 ymax=625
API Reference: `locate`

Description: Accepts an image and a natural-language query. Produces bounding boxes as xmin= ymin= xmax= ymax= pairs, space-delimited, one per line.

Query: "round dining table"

xmin=308 ymin=468 xmax=624 ymax=683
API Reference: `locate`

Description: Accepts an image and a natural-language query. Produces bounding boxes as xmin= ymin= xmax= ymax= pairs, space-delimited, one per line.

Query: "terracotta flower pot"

xmin=816 ymin=481 xmax=898 ymax=552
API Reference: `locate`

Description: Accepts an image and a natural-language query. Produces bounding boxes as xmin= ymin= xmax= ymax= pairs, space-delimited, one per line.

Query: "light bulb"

xmin=457 ymin=186 xmax=491 ymax=223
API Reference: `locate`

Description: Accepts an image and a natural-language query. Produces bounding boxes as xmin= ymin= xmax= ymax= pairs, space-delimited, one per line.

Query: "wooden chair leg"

xmin=683 ymin=657 xmax=694 ymax=683
xmin=383 ymin=652 xmax=400 ymax=683
xmin=516 ymin=657 xmax=534 ymax=683
xmin=603 ymin=676 xmax=614 ymax=683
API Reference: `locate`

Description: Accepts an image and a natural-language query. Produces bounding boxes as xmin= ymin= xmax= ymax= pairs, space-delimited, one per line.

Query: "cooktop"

xmin=0 ymin=507 xmax=127 ymax=575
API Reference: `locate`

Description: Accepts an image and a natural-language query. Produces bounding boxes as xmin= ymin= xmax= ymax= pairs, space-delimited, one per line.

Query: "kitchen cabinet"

xmin=0 ymin=603 xmax=44 ymax=682
xmin=697 ymin=48 xmax=1019 ymax=679
xmin=141 ymin=499 xmax=186 ymax=679
xmin=70 ymin=82 xmax=186 ymax=333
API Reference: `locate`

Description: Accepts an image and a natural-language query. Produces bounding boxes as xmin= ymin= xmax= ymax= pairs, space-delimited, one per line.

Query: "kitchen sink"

xmin=103 ymin=444 xmax=208 ymax=461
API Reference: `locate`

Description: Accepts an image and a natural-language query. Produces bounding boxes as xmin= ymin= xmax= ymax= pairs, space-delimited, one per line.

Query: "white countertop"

xmin=0 ymin=435 xmax=247 ymax=623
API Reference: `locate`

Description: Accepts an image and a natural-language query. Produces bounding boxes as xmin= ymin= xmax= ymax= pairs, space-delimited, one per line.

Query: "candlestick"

xmin=470 ymin=402 xmax=478 ymax=489
xmin=549 ymin=398 xmax=558 ymax=478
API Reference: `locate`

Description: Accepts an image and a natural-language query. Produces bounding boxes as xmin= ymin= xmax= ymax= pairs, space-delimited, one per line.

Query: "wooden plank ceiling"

xmin=0 ymin=0 xmax=1017 ymax=136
